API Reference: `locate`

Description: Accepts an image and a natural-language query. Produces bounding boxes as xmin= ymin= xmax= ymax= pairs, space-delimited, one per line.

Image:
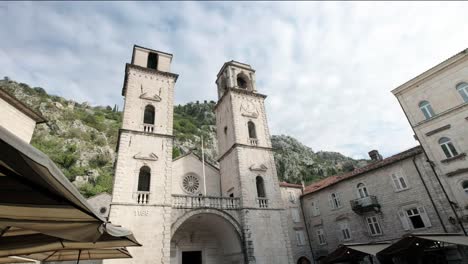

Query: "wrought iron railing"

xmin=350 ymin=195 xmax=380 ymax=214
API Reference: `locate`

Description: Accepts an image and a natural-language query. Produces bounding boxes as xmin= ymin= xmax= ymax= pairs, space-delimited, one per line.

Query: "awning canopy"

xmin=0 ymin=125 xmax=140 ymax=257
xmin=0 ymin=257 xmax=35 ymax=264
xmin=378 ymin=233 xmax=467 ymax=257
xmin=21 ymin=248 xmax=132 ymax=262
xmin=322 ymin=242 xmax=391 ymax=264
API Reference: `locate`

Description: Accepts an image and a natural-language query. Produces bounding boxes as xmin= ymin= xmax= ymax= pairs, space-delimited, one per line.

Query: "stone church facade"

xmin=106 ymin=45 xmax=311 ymax=264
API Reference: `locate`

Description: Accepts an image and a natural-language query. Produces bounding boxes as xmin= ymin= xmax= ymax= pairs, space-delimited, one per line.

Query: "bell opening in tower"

xmin=147 ymin=52 xmax=158 ymax=70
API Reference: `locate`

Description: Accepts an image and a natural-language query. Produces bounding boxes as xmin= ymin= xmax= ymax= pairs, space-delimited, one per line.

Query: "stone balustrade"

xmin=143 ymin=124 xmax=154 ymax=133
xmin=249 ymin=138 xmax=258 ymax=146
xmin=135 ymin=191 xmax=151 ymax=204
xmin=172 ymin=195 xmax=240 ymax=209
xmin=257 ymin=198 xmax=269 ymax=208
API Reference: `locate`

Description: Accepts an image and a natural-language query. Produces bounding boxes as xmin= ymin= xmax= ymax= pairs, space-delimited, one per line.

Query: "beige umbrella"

xmin=21 ymin=248 xmax=132 ymax=262
xmin=0 ymin=126 xmax=140 ymax=258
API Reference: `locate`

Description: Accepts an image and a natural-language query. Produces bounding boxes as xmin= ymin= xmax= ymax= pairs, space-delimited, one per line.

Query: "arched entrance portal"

xmin=171 ymin=211 xmax=244 ymax=264
xmin=297 ymin=256 xmax=311 ymax=264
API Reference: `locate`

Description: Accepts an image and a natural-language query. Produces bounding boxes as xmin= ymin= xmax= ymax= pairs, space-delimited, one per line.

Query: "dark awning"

xmin=20 ymin=248 xmax=132 ymax=262
xmin=0 ymin=125 xmax=140 ymax=257
xmin=378 ymin=233 xmax=467 ymax=257
xmin=322 ymin=242 xmax=392 ymax=264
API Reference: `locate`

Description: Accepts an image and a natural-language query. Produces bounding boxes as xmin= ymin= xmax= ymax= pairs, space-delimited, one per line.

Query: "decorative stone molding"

xmin=446 ymin=167 xmax=468 ymax=177
xmin=249 ymin=163 xmax=268 ymax=172
xmin=441 ymin=152 xmax=466 ymax=164
xmin=133 ymin=152 xmax=158 ymax=161
xmin=425 ymin=124 xmax=451 ymax=136
xmin=140 ymin=92 xmax=162 ymax=102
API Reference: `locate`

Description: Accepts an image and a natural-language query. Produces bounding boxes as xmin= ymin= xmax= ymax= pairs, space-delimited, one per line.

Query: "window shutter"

xmin=418 ymin=206 xmax=432 ymax=228
xmin=337 ymin=193 xmax=343 ymax=207
xmin=391 ymin=174 xmax=399 ymax=191
xmin=398 ymin=210 xmax=411 ymax=230
xmin=328 ymin=194 xmax=334 ymax=209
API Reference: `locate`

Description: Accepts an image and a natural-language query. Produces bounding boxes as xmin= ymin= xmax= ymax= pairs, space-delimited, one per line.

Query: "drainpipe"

xmin=395 ymin=97 xmax=467 ymax=235
xmin=300 ymin=189 xmax=317 ymax=263
xmin=412 ymin=156 xmax=447 ymax=232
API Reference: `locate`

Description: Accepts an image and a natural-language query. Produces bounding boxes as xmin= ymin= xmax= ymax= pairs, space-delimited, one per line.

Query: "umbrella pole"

xmin=369 ymin=254 xmax=374 ymax=264
xmin=76 ymin=250 xmax=82 ymax=264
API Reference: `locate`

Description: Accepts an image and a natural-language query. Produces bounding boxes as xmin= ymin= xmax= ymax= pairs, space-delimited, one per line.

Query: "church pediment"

xmin=133 ymin=152 xmax=158 ymax=161
xmin=139 ymin=92 xmax=162 ymax=102
xmin=249 ymin=163 xmax=268 ymax=172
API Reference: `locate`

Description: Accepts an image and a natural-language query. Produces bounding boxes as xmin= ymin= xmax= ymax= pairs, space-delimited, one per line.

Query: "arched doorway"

xmin=297 ymin=256 xmax=311 ymax=264
xmin=171 ymin=210 xmax=244 ymax=264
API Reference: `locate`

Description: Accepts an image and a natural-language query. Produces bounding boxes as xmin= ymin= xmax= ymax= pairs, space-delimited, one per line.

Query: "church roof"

xmin=173 ymin=151 xmax=219 ymax=171
xmin=279 ymin=182 xmax=303 ymax=189
xmin=302 ymin=146 xmax=422 ymax=196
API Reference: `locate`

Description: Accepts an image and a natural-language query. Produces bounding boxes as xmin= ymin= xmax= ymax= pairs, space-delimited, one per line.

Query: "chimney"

xmin=368 ymin=150 xmax=383 ymax=161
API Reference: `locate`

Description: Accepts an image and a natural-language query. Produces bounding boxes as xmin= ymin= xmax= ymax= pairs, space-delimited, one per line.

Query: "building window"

xmin=366 ymin=216 xmax=382 ymax=235
xmin=256 ymin=176 xmax=266 ymax=198
xmin=419 ymin=101 xmax=435 ymax=120
xmin=439 ymin=137 xmax=459 ymax=158
xmin=143 ymin=105 xmax=155 ymax=124
xmin=147 ymin=52 xmax=158 ymax=70
xmin=248 ymin=121 xmax=257 ymax=139
xmin=329 ymin=192 xmax=342 ymax=209
xmin=398 ymin=207 xmax=432 ymax=230
xmin=295 ymin=230 xmax=306 ymax=246
xmin=391 ymin=173 xmax=408 ymax=191
xmin=224 ymin=126 xmax=228 ymax=135
xmin=357 ymin=183 xmax=369 ymax=198
xmin=311 ymin=200 xmax=320 ymax=216
xmin=457 ymin=82 xmax=468 ymax=102
xmin=339 ymin=222 xmax=351 ymax=241
xmin=182 ymin=174 xmax=200 ymax=194
xmin=316 ymin=229 xmax=326 ymax=245
xmin=291 ymin=208 xmax=300 ymax=223
xmin=462 ymin=181 xmax=468 ymax=195
xmin=138 ymin=166 xmax=151 ymax=192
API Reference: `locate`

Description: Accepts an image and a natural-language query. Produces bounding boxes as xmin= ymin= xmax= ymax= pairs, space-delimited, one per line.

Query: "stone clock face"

xmin=241 ymin=101 xmax=257 ymax=116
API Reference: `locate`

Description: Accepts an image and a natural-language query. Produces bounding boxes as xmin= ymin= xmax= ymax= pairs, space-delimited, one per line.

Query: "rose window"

xmin=183 ymin=175 xmax=200 ymax=194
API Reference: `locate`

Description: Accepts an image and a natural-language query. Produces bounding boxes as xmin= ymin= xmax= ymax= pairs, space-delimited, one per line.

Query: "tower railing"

xmin=134 ymin=191 xmax=151 ymax=204
xmin=172 ymin=195 xmax=240 ymax=209
xmin=249 ymin=138 xmax=258 ymax=146
xmin=143 ymin=124 xmax=155 ymax=133
xmin=257 ymin=198 xmax=269 ymax=208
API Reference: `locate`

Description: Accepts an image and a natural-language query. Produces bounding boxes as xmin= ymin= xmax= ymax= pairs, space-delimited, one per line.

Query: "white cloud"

xmin=1 ymin=1 xmax=467 ymax=159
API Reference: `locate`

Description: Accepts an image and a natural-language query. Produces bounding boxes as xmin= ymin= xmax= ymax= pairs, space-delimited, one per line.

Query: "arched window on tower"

xmin=143 ymin=105 xmax=155 ymax=124
xmin=256 ymin=176 xmax=266 ymax=198
xmin=456 ymin=82 xmax=468 ymax=102
xmin=147 ymin=52 xmax=158 ymax=70
xmin=248 ymin=121 xmax=257 ymax=139
xmin=138 ymin=166 xmax=151 ymax=192
xmin=462 ymin=181 xmax=468 ymax=195
xmin=236 ymin=73 xmax=250 ymax=89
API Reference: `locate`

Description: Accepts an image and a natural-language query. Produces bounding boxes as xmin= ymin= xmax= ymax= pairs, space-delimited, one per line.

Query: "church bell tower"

xmin=107 ymin=45 xmax=178 ymax=264
xmin=215 ymin=61 xmax=294 ymax=264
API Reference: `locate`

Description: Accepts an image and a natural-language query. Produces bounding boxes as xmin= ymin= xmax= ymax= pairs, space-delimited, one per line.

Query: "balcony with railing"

xmin=172 ymin=195 xmax=240 ymax=209
xmin=249 ymin=138 xmax=258 ymax=146
xmin=350 ymin=195 xmax=380 ymax=214
xmin=135 ymin=191 xmax=151 ymax=204
xmin=143 ymin=124 xmax=155 ymax=133
xmin=257 ymin=198 xmax=269 ymax=208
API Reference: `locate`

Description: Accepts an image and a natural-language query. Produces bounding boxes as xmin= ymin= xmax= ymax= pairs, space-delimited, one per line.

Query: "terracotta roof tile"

xmin=302 ymin=146 xmax=422 ymax=196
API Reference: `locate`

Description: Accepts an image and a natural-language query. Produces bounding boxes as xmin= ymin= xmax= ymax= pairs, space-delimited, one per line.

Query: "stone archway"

xmin=297 ymin=256 xmax=311 ymax=264
xmin=171 ymin=209 xmax=245 ymax=264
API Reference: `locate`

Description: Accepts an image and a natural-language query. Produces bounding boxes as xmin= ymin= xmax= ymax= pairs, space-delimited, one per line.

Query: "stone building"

xmin=392 ymin=48 xmax=468 ymax=232
xmin=0 ymin=88 xmax=46 ymax=143
xmin=105 ymin=45 xmax=312 ymax=264
xmin=301 ymin=147 xmax=458 ymax=261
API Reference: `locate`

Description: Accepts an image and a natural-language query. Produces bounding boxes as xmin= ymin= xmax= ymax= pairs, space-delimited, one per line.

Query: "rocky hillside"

xmin=1 ymin=77 xmax=368 ymax=197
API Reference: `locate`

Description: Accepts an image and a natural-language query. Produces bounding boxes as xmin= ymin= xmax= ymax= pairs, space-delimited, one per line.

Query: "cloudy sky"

xmin=1 ymin=2 xmax=467 ymax=159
